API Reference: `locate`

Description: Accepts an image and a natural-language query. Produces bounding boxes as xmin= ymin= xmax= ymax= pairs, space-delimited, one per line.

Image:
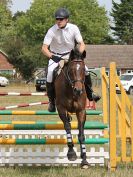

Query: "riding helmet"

xmin=55 ymin=8 xmax=70 ymax=19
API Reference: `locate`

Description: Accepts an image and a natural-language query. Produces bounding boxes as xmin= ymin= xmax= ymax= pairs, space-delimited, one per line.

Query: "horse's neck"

xmin=59 ymin=66 xmax=68 ymax=86
xmin=61 ymin=66 xmax=73 ymax=96
xmin=62 ymin=65 xmax=69 ymax=84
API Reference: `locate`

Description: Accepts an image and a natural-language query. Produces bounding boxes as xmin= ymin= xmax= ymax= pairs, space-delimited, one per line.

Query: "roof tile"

xmin=85 ymin=45 xmax=133 ymax=69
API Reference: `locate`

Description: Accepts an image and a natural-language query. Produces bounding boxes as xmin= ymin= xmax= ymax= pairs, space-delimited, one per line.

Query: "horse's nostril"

xmin=74 ymin=88 xmax=77 ymax=92
xmin=74 ymin=88 xmax=83 ymax=96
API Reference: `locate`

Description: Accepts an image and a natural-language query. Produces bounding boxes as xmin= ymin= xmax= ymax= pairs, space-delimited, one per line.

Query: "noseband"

xmin=66 ymin=59 xmax=85 ymax=88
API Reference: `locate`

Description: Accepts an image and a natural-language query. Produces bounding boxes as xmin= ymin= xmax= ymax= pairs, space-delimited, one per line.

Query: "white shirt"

xmin=43 ymin=23 xmax=83 ymax=54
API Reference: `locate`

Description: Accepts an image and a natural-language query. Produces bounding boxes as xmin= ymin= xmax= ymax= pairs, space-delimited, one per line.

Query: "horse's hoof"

xmin=67 ymin=113 xmax=72 ymax=122
xmin=67 ymin=150 xmax=77 ymax=161
xmin=48 ymin=103 xmax=56 ymax=112
xmin=81 ymin=160 xmax=89 ymax=169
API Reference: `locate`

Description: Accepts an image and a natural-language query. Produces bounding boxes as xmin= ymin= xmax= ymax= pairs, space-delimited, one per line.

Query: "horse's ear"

xmin=69 ymin=49 xmax=75 ymax=60
xmin=81 ymin=50 xmax=86 ymax=59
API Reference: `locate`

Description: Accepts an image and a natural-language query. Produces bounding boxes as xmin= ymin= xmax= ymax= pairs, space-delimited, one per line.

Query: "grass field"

xmin=0 ymin=83 xmax=133 ymax=177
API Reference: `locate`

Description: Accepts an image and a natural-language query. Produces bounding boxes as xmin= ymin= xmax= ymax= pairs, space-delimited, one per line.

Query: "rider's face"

xmin=56 ymin=18 xmax=68 ymax=28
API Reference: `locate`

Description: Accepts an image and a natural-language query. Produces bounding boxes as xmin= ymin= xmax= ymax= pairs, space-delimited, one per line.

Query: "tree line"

xmin=0 ymin=0 xmax=132 ymax=80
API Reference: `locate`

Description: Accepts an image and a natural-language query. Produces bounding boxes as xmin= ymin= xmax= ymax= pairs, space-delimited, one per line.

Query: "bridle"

xmin=66 ymin=59 xmax=85 ymax=88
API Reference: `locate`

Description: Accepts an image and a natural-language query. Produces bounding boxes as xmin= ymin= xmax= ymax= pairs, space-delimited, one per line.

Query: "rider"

xmin=42 ymin=8 xmax=100 ymax=112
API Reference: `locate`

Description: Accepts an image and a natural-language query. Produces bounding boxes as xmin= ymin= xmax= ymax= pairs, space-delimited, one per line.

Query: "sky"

xmin=10 ymin=0 xmax=120 ymax=15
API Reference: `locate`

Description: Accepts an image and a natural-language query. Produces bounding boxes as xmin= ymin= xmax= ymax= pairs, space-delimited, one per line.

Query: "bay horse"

xmin=55 ymin=48 xmax=89 ymax=168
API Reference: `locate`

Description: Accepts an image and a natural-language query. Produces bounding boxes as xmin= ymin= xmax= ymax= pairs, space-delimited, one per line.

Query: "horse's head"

xmin=67 ymin=48 xmax=86 ymax=97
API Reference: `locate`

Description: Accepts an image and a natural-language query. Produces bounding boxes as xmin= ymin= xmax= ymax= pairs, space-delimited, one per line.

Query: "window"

xmin=120 ymin=75 xmax=133 ymax=81
xmin=0 ymin=70 xmax=13 ymax=75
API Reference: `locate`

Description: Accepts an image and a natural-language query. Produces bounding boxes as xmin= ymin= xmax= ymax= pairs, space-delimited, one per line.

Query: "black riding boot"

xmin=85 ymin=74 xmax=101 ymax=102
xmin=46 ymin=82 xmax=56 ymax=112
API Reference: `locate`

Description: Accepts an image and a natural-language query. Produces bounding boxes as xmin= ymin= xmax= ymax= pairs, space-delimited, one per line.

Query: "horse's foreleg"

xmin=76 ymin=110 xmax=89 ymax=169
xmin=57 ymin=108 xmax=77 ymax=161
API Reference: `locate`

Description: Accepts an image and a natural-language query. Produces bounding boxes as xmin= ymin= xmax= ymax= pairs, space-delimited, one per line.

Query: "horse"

xmin=55 ymin=48 xmax=89 ymax=168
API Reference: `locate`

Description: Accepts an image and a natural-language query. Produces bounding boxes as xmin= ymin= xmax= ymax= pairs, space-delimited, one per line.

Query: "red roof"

xmin=0 ymin=51 xmax=13 ymax=70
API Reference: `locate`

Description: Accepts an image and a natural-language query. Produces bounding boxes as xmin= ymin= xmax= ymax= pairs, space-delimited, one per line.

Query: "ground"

xmin=0 ymin=83 xmax=133 ymax=177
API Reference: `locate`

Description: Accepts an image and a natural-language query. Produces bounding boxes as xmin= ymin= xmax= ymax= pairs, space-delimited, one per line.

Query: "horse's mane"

xmin=69 ymin=48 xmax=86 ymax=61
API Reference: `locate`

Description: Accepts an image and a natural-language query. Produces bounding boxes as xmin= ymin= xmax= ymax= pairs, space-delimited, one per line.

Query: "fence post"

xmin=101 ymin=67 xmax=108 ymax=125
xmin=109 ymin=62 xmax=117 ymax=170
xmin=121 ymin=87 xmax=127 ymax=161
xmin=131 ymin=105 xmax=133 ymax=161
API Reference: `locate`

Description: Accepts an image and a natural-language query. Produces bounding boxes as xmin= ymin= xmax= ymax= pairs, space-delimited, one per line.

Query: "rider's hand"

xmin=51 ymin=55 xmax=61 ymax=63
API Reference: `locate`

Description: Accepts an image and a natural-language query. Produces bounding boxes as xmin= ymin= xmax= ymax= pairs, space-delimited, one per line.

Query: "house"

xmin=1 ymin=45 xmax=133 ymax=78
xmin=85 ymin=45 xmax=133 ymax=76
xmin=0 ymin=50 xmax=14 ymax=76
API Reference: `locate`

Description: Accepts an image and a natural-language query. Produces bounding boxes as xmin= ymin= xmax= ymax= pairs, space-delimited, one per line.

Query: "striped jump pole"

xmin=0 ymin=102 xmax=96 ymax=111
xmin=0 ymin=101 xmax=49 ymax=110
xmin=0 ymin=102 xmax=96 ymax=110
xmin=0 ymin=121 xmax=108 ymax=130
xmin=0 ymin=92 xmax=47 ymax=96
xmin=0 ymin=138 xmax=109 ymax=145
xmin=0 ymin=92 xmax=96 ymax=110
xmin=0 ymin=110 xmax=103 ymax=115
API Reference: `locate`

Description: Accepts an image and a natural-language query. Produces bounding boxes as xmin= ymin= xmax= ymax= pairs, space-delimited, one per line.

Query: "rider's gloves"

xmin=51 ymin=55 xmax=61 ymax=63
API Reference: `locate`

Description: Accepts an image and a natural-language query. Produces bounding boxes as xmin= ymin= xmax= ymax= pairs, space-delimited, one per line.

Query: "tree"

xmin=0 ymin=1 xmax=46 ymax=80
xmin=12 ymin=11 xmax=26 ymax=21
xmin=111 ymin=0 xmax=133 ymax=44
xmin=0 ymin=0 xmax=15 ymax=47
xmin=101 ymin=35 xmax=115 ymax=44
xmin=4 ymin=37 xmax=46 ymax=80
xmin=15 ymin=0 xmax=109 ymax=44
xmin=2 ymin=0 xmax=110 ymax=80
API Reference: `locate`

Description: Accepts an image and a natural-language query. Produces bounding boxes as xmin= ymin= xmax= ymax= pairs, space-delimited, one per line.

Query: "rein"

xmin=66 ymin=59 xmax=85 ymax=87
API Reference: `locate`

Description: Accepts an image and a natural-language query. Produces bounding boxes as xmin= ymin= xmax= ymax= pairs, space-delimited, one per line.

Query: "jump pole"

xmin=0 ymin=101 xmax=49 ymax=110
xmin=0 ymin=138 xmax=109 ymax=145
xmin=0 ymin=92 xmax=47 ymax=96
xmin=0 ymin=101 xmax=96 ymax=110
xmin=0 ymin=121 xmax=108 ymax=130
xmin=0 ymin=110 xmax=102 ymax=115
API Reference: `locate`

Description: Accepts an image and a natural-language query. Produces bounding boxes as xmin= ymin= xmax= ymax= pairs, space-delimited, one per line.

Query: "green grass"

xmin=0 ymin=83 xmax=133 ymax=177
xmin=0 ymin=165 xmax=133 ymax=177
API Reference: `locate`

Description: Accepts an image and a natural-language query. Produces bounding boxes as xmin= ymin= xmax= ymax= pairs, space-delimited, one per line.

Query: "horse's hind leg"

xmin=76 ymin=110 xmax=89 ymax=169
xmin=67 ymin=112 xmax=72 ymax=122
xmin=57 ymin=108 xmax=77 ymax=161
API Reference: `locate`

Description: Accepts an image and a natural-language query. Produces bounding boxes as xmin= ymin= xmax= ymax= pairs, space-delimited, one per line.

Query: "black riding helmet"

xmin=55 ymin=8 xmax=69 ymax=19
